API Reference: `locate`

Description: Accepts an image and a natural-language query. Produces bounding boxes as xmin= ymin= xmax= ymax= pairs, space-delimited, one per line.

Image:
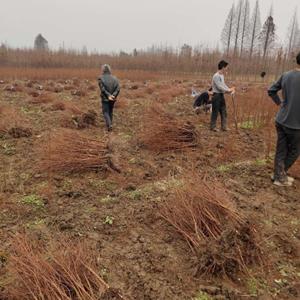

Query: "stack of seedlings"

xmin=38 ymin=129 xmax=110 ymax=173
xmin=0 ymin=105 xmax=32 ymax=138
xmin=160 ymin=174 xmax=264 ymax=279
xmin=0 ymin=234 xmax=125 ymax=300
xmin=139 ymin=104 xmax=198 ymax=152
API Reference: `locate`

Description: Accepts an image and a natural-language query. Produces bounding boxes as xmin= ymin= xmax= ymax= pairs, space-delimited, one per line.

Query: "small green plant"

xmin=21 ymin=106 xmax=42 ymax=115
xmin=26 ymin=218 xmax=45 ymax=229
xmin=246 ymin=278 xmax=259 ymax=296
xmin=290 ymin=218 xmax=300 ymax=226
xmin=239 ymin=120 xmax=264 ymax=130
xmin=1 ymin=143 xmax=16 ymax=155
xmin=84 ymin=206 xmax=96 ymax=214
xmin=239 ymin=120 xmax=255 ymax=129
xmin=193 ymin=291 xmax=213 ymax=300
xmin=154 ymin=178 xmax=182 ymax=192
xmin=62 ymin=179 xmax=73 ymax=190
xmin=128 ymin=158 xmax=137 ymax=164
xmin=255 ymin=158 xmax=267 ymax=166
xmin=128 ymin=189 xmax=143 ymax=200
xmin=99 ymin=195 xmax=115 ymax=204
xmin=21 ymin=195 xmax=44 ymax=208
xmin=217 ymin=164 xmax=231 ymax=172
xmin=21 ymin=106 xmax=30 ymax=114
xmin=246 ymin=277 xmax=269 ymax=297
xmin=274 ymin=278 xmax=288 ymax=287
xmin=103 ymin=216 xmax=114 ymax=225
xmin=100 ymin=268 xmax=108 ymax=281
xmin=88 ymin=179 xmax=117 ymax=192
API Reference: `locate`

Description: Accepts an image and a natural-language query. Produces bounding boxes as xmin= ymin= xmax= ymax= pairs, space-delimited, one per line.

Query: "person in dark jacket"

xmin=193 ymin=88 xmax=213 ymax=114
xmin=98 ymin=64 xmax=120 ymax=131
xmin=268 ymin=51 xmax=300 ymax=187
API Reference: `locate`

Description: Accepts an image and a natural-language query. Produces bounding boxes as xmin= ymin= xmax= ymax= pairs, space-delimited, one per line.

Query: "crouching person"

xmin=98 ymin=64 xmax=120 ymax=132
xmin=193 ymin=88 xmax=213 ymax=114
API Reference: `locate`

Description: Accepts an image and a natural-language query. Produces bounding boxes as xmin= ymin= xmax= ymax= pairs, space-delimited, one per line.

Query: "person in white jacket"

xmin=210 ymin=60 xmax=235 ymax=132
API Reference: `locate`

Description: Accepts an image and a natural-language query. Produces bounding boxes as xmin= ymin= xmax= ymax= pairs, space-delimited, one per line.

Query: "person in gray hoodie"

xmin=268 ymin=52 xmax=300 ymax=187
xmin=98 ymin=64 xmax=120 ymax=131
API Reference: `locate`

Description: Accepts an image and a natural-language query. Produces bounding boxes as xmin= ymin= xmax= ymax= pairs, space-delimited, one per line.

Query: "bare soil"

xmin=0 ymin=76 xmax=299 ymax=299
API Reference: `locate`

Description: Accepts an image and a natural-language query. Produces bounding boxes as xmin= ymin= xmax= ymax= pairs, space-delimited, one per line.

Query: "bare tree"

xmin=258 ymin=9 xmax=276 ymax=59
xmin=286 ymin=10 xmax=299 ymax=57
xmin=233 ymin=0 xmax=244 ymax=56
xmin=239 ymin=0 xmax=250 ymax=57
xmin=249 ymin=0 xmax=262 ymax=58
xmin=221 ymin=3 xmax=235 ymax=55
xmin=297 ymin=27 xmax=300 ymax=49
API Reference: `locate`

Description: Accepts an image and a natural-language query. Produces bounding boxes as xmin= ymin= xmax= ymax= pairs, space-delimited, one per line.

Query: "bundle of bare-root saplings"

xmin=139 ymin=103 xmax=198 ymax=152
xmin=0 ymin=105 xmax=32 ymax=138
xmin=38 ymin=129 xmax=111 ymax=173
xmin=0 ymin=234 xmax=125 ymax=300
xmin=161 ymin=174 xmax=264 ymax=279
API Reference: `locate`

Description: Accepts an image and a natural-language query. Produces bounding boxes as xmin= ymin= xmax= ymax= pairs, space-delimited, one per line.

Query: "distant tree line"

xmin=0 ymin=3 xmax=299 ymax=80
xmin=0 ymin=43 xmax=296 ymax=80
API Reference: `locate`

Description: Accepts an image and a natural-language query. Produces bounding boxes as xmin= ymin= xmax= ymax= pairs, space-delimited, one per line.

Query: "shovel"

xmin=231 ymin=93 xmax=239 ymax=132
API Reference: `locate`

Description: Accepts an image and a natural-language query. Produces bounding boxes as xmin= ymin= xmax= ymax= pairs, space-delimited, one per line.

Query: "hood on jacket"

xmin=102 ymin=64 xmax=111 ymax=75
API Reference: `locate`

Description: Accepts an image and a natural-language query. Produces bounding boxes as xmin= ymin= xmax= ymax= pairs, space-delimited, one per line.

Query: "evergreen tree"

xmin=34 ymin=34 xmax=48 ymax=50
xmin=258 ymin=9 xmax=276 ymax=59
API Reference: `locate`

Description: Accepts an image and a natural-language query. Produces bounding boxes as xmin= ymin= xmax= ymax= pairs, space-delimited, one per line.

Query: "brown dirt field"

xmin=0 ymin=72 xmax=299 ymax=300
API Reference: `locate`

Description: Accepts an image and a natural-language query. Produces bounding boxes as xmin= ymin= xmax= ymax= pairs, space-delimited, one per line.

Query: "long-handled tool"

xmin=231 ymin=93 xmax=239 ymax=132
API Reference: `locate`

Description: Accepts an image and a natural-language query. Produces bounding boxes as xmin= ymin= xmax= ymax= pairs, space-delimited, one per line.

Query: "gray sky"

xmin=0 ymin=0 xmax=299 ymax=53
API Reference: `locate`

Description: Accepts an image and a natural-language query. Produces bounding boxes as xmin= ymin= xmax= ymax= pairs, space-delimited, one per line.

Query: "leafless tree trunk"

xmin=221 ymin=3 xmax=235 ymax=55
xmin=249 ymin=0 xmax=262 ymax=59
xmin=239 ymin=0 xmax=250 ymax=57
xmin=233 ymin=0 xmax=244 ymax=56
xmin=286 ymin=11 xmax=299 ymax=57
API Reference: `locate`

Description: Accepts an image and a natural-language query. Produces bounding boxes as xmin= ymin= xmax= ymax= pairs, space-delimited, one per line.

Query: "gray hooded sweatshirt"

xmin=98 ymin=70 xmax=120 ymax=102
xmin=268 ymin=70 xmax=300 ymax=129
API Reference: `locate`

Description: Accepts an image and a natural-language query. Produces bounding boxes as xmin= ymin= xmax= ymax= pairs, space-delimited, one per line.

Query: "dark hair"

xmin=260 ymin=71 xmax=266 ymax=78
xmin=297 ymin=52 xmax=300 ymax=65
xmin=218 ymin=60 xmax=229 ymax=70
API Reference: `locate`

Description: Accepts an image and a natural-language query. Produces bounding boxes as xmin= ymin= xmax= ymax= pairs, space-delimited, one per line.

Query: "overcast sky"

xmin=0 ymin=0 xmax=299 ymax=53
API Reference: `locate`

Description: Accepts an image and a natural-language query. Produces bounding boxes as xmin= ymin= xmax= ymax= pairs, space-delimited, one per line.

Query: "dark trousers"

xmin=210 ymin=93 xmax=227 ymax=129
xmin=102 ymin=100 xmax=115 ymax=130
xmin=274 ymin=123 xmax=300 ymax=181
